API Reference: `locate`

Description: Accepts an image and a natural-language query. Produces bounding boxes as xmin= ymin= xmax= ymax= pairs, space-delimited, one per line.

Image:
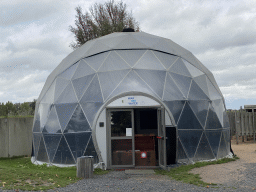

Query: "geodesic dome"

xmin=32 ymin=31 xmax=230 ymax=166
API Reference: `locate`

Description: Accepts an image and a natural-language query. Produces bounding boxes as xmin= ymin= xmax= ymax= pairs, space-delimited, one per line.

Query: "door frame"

xmin=106 ymin=108 xmax=135 ymax=168
xmin=106 ymin=106 xmax=167 ymax=169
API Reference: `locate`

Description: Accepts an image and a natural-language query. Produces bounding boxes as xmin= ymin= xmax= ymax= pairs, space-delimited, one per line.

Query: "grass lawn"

xmin=155 ymin=156 xmax=239 ymax=188
xmin=0 ymin=156 xmax=109 ymax=191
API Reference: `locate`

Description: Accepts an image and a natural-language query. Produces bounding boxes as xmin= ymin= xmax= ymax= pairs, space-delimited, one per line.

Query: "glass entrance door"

xmin=108 ymin=109 xmax=135 ymax=168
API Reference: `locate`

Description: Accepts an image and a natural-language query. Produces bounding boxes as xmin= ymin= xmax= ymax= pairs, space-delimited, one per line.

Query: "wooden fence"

xmin=227 ymin=111 xmax=256 ymax=144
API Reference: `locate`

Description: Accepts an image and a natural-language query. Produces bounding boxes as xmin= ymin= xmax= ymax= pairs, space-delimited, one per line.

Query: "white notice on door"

xmin=126 ymin=128 xmax=132 ymax=136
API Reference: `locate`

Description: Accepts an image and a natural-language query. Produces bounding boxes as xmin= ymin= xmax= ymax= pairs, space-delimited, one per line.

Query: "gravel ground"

xmin=1 ymin=166 xmax=256 ymax=192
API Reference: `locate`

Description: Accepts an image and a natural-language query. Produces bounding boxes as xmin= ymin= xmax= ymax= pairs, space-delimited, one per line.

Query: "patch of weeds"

xmin=155 ymin=156 xmax=239 ymax=188
xmin=0 ymin=157 xmax=82 ymax=191
xmin=94 ymin=168 xmax=111 ymax=175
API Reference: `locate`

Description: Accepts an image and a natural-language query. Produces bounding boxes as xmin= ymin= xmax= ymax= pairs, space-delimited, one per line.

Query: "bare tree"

xmin=69 ymin=0 xmax=140 ymax=49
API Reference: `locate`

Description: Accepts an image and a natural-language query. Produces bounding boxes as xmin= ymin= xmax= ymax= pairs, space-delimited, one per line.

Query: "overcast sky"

xmin=1 ymin=0 xmax=256 ymax=109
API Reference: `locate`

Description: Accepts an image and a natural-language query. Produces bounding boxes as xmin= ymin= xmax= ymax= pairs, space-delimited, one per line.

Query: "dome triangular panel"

xmin=43 ymin=134 xmax=62 ymax=162
xmin=84 ymin=52 xmax=109 ymax=71
xmin=44 ymin=106 xmax=61 ymax=133
xmin=72 ymin=60 xmax=96 ymax=80
xmin=194 ymin=133 xmax=215 ymax=161
xmin=153 ymin=51 xmax=179 ymax=70
xmin=205 ymin=130 xmax=221 ymax=158
xmin=169 ymin=58 xmax=191 ymax=77
xmin=55 ymin=83 xmax=78 ymax=104
xmin=116 ymin=50 xmax=146 ymax=67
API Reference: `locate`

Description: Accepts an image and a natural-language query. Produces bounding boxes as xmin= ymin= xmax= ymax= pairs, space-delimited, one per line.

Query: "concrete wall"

xmin=0 ymin=117 xmax=33 ymax=158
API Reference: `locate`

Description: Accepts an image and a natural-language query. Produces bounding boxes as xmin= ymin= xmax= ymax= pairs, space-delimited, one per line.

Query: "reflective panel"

xmin=223 ymin=112 xmax=230 ymax=128
xmin=163 ymin=73 xmax=185 ymax=101
xmin=55 ymin=103 xmax=78 ymax=132
xmin=64 ymin=105 xmax=91 ymax=133
xmin=72 ymin=74 xmax=95 ymax=101
xmin=59 ymin=63 xmax=78 ymax=80
xmin=41 ymin=81 xmax=55 ymax=104
xmin=33 ymin=133 xmax=41 ymax=158
xmin=178 ymin=130 xmax=203 ymax=158
xmin=115 ymin=50 xmax=146 ymax=67
xmin=183 ymin=59 xmax=204 ymax=77
xmin=212 ymin=99 xmax=224 ymax=127
xmin=193 ymin=75 xmax=210 ymax=98
xmin=108 ymin=70 xmax=158 ymax=99
xmin=169 ymin=58 xmax=191 ymax=77
xmin=64 ymin=132 xmax=92 ymax=161
xmin=189 ymin=100 xmax=209 ymax=129
xmin=44 ymin=106 xmax=61 ymax=133
xmin=37 ymin=137 xmax=49 ymax=163
xmin=84 ymin=136 xmax=99 ymax=163
xmin=43 ymin=134 xmax=62 ymax=162
xmin=164 ymin=100 xmax=186 ymax=124
xmin=33 ymin=112 xmax=41 ymax=132
xmin=169 ymin=72 xmax=192 ymax=99
xmin=80 ymin=75 xmax=103 ymax=103
xmin=98 ymin=69 xmax=130 ymax=101
xmin=134 ymin=50 xmax=165 ymax=70
xmin=177 ymin=138 xmax=190 ymax=163
xmin=188 ymin=80 xmax=209 ymax=100
xmin=81 ymin=102 xmax=103 ymax=127
xmin=53 ymin=136 xmax=75 ymax=164
xmin=194 ymin=133 xmax=215 ymax=161
xmin=165 ymin=110 xmax=172 ymax=126
xmin=218 ymin=133 xmax=227 ymax=158
xmin=54 ymin=77 xmax=70 ymax=102
xmin=72 ymin=60 xmax=95 ymax=80
xmin=205 ymin=104 xmax=222 ymax=129
xmin=205 ymin=130 xmax=221 ymax=158
xmin=153 ymin=51 xmax=178 ymax=70
xmin=98 ymin=51 xmax=130 ymax=72
xmin=84 ymin=52 xmax=109 ymax=71
xmin=206 ymin=78 xmax=222 ymax=100
xmin=55 ymin=83 xmax=78 ymax=104
xmin=135 ymin=69 xmax=166 ymax=98
xmin=111 ymin=111 xmax=132 ymax=137
xmin=222 ymin=129 xmax=230 ymax=154
xmin=39 ymin=104 xmax=51 ymax=130
xmin=111 ymin=139 xmax=132 ymax=165
xmin=178 ymin=102 xmax=203 ymax=130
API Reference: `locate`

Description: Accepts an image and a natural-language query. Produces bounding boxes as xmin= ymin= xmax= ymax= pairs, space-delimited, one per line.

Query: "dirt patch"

xmin=189 ymin=141 xmax=256 ymax=184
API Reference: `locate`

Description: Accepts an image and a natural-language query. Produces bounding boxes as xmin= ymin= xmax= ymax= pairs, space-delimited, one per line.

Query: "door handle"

xmin=156 ymin=136 xmax=168 ymax=140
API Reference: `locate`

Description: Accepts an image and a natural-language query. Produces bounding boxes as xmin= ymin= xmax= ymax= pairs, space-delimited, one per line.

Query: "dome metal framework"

xmin=32 ymin=32 xmax=230 ymax=166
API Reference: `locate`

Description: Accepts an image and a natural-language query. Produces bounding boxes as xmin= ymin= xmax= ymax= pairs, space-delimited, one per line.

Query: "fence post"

xmin=235 ymin=111 xmax=239 ymax=144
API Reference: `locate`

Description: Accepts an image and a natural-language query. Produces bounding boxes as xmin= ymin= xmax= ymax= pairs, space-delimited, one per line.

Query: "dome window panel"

xmin=41 ymin=81 xmax=56 ymax=104
xmin=205 ymin=104 xmax=222 ymax=129
xmin=177 ymin=138 xmax=190 ymax=164
xmin=80 ymin=75 xmax=103 ymax=103
xmin=64 ymin=132 xmax=92 ymax=161
xmin=84 ymin=52 xmax=110 ymax=72
xmin=188 ymin=100 xmax=209 ymax=129
xmin=83 ymin=136 xmax=99 ymax=164
xmin=164 ymin=100 xmax=186 ymax=125
xmin=55 ymin=103 xmax=78 ymax=132
xmin=72 ymin=74 xmax=95 ymax=101
xmin=169 ymin=72 xmax=192 ymax=99
xmin=193 ymin=75 xmax=210 ymax=98
xmin=206 ymin=78 xmax=223 ymax=100
xmin=153 ymin=51 xmax=179 ymax=70
xmin=217 ymin=133 xmax=228 ymax=159
xmin=169 ymin=58 xmax=191 ymax=77
xmin=135 ymin=69 xmax=166 ymax=99
xmin=36 ymin=137 xmax=49 ymax=163
xmin=115 ymin=50 xmax=146 ymax=67
xmin=71 ymin=60 xmax=96 ymax=80
xmin=205 ymin=130 xmax=222 ymax=158
xmin=59 ymin=63 xmax=79 ymax=80
xmin=38 ymin=103 xmax=51 ymax=131
xmin=54 ymin=77 xmax=70 ymax=102
xmin=178 ymin=102 xmax=203 ymax=130
xmin=44 ymin=106 xmax=61 ymax=133
xmin=43 ymin=134 xmax=62 ymax=163
xmin=194 ymin=133 xmax=215 ymax=161
xmin=81 ymin=102 xmax=103 ymax=127
xmin=98 ymin=51 xmax=131 ymax=72
xmin=134 ymin=50 xmax=165 ymax=70
xmin=52 ymin=136 xmax=75 ymax=165
xmin=55 ymin=83 xmax=78 ymax=104
xmin=33 ymin=133 xmax=42 ymax=159
xmin=183 ymin=59 xmax=204 ymax=78
xmin=188 ymin=80 xmax=209 ymax=101
xmin=163 ymin=73 xmax=185 ymax=101
xmin=64 ymin=104 xmax=91 ymax=133
xmin=98 ymin=69 xmax=130 ymax=101
xmin=178 ymin=130 xmax=203 ymax=159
